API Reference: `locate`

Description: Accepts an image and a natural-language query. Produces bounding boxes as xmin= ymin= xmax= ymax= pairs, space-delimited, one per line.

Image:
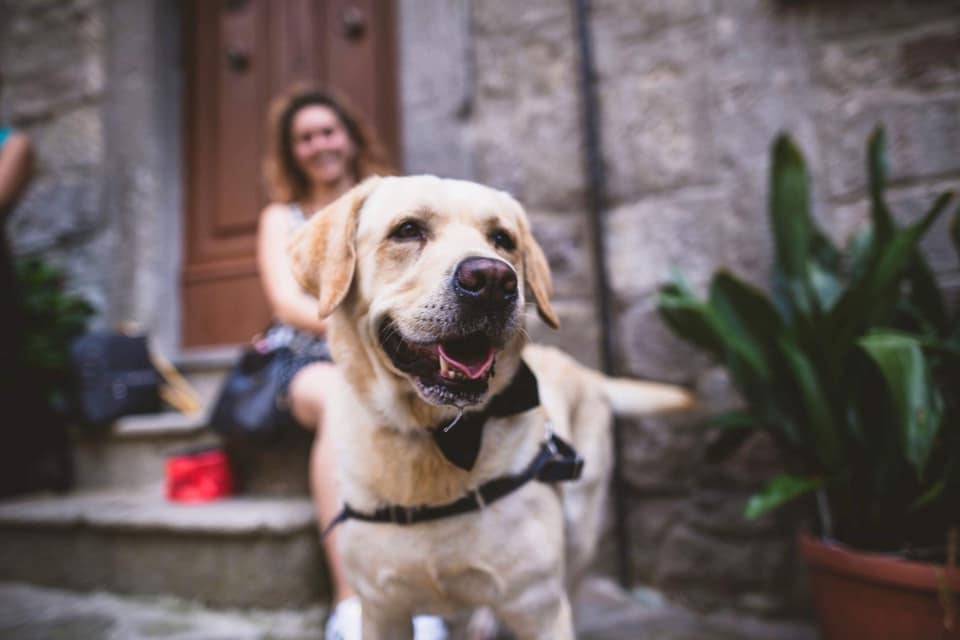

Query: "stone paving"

xmin=0 ymin=577 xmax=817 ymax=640
xmin=0 ymin=582 xmax=328 ymax=640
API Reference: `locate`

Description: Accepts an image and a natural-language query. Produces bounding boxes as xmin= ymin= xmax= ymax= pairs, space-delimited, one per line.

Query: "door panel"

xmin=182 ymin=0 xmax=398 ymax=347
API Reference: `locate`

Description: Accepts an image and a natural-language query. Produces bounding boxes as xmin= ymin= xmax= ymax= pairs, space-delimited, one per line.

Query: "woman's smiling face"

xmin=291 ymin=104 xmax=356 ymax=189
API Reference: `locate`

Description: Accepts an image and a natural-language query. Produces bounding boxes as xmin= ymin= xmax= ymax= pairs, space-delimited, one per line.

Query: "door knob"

xmin=226 ymin=49 xmax=251 ymax=73
xmin=342 ymin=6 xmax=367 ymax=40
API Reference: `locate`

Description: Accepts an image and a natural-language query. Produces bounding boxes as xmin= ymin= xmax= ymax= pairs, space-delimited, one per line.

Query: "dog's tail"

xmin=593 ymin=373 xmax=695 ymax=417
xmin=524 ymin=343 xmax=695 ymax=418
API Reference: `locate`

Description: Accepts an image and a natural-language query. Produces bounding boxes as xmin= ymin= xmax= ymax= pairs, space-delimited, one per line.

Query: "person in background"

xmin=0 ymin=93 xmax=34 ymax=351
xmin=258 ymin=86 xmax=447 ymax=640
xmin=0 ymin=82 xmax=60 ymax=497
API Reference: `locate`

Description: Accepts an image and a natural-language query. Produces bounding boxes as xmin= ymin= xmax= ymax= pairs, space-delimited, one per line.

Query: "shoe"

xmin=413 ymin=615 xmax=448 ymax=640
xmin=325 ymin=596 xmax=362 ymax=640
xmin=325 ymin=596 xmax=448 ymax=640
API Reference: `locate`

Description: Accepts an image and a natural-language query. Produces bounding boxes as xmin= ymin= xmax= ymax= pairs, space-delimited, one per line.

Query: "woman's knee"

xmin=289 ymin=362 xmax=335 ymax=428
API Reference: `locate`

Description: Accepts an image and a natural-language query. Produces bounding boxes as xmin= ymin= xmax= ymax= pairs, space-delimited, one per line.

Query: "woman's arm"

xmin=0 ymin=133 xmax=33 ymax=214
xmin=258 ymin=204 xmax=329 ymax=336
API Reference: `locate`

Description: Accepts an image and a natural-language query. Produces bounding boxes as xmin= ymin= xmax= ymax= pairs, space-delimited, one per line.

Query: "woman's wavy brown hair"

xmin=263 ymin=85 xmax=394 ymax=203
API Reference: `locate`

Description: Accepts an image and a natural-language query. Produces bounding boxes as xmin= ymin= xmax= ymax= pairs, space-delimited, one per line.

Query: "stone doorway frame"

xmin=103 ymin=0 xmax=184 ymax=354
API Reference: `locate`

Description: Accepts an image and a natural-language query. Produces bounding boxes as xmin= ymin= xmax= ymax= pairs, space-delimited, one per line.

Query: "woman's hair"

xmin=263 ymin=85 xmax=393 ymax=203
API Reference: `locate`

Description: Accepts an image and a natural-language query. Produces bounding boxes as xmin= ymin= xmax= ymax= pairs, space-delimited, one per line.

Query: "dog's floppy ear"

xmin=288 ymin=177 xmax=381 ymax=317
xmin=519 ymin=216 xmax=560 ymax=330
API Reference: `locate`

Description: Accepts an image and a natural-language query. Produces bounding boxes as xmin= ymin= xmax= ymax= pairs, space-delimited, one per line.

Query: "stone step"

xmin=72 ymin=411 xmax=312 ymax=496
xmin=174 ymin=345 xmax=243 ymax=409
xmin=73 ymin=412 xmax=218 ymax=491
xmin=0 ymin=489 xmax=328 ymax=609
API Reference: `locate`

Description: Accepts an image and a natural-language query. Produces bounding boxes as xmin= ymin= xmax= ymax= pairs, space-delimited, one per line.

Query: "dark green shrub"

xmin=15 ymin=257 xmax=94 ymax=414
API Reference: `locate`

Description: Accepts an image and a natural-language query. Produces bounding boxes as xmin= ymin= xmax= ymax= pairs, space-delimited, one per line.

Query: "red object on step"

xmin=166 ymin=448 xmax=234 ymax=502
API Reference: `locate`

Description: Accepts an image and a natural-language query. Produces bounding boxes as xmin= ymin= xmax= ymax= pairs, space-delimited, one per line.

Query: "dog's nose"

xmin=453 ymin=257 xmax=518 ymax=308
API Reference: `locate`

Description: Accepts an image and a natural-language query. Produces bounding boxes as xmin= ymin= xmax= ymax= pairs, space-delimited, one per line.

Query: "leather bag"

xmin=70 ymin=331 xmax=162 ymax=425
xmin=208 ymin=345 xmax=297 ymax=444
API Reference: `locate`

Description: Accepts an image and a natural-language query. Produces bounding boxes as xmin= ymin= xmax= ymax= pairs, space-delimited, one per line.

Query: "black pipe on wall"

xmin=571 ymin=0 xmax=632 ymax=588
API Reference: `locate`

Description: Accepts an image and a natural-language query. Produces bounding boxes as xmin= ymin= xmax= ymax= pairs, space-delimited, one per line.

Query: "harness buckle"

xmin=572 ymin=456 xmax=584 ymax=480
xmin=544 ymin=420 xmax=560 ymax=457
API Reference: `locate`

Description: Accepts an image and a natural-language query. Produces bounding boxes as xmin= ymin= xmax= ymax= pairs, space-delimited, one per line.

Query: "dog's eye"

xmin=390 ymin=220 xmax=426 ymax=242
xmin=490 ymin=229 xmax=516 ymax=251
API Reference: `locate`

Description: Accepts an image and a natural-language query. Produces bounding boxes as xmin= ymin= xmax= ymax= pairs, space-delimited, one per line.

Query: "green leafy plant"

xmin=15 ymin=257 xmax=94 ymax=414
xmin=658 ymin=128 xmax=959 ymax=555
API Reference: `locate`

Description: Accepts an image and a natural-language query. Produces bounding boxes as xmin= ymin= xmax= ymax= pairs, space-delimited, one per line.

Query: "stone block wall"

xmin=2 ymin=0 xmax=184 ymax=351
xmin=597 ymin=0 xmax=958 ymax=616
xmin=402 ymin=0 xmax=960 ymax=618
xmin=1 ymin=0 xmax=111 ymax=314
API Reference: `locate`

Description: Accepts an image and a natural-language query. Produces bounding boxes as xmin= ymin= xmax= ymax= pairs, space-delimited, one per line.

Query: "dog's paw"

xmin=465 ymin=607 xmax=498 ymax=640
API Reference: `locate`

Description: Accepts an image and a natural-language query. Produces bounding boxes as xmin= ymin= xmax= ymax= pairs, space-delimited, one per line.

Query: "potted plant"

xmin=658 ymin=128 xmax=959 ymax=638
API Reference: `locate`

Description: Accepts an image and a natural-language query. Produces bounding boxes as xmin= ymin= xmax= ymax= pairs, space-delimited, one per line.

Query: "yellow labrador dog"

xmin=289 ymin=175 xmax=692 ymax=639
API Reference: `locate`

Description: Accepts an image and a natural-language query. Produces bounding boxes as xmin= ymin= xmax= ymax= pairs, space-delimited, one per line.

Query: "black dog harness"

xmin=323 ymin=361 xmax=584 ymax=536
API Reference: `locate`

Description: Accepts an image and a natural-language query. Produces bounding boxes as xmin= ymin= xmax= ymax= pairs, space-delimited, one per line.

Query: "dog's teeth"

xmin=439 ymin=357 xmax=450 ymax=377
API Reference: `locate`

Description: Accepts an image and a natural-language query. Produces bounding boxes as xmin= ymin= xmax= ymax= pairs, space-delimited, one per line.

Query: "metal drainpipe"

xmin=571 ymin=0 xmax=632 ymax=588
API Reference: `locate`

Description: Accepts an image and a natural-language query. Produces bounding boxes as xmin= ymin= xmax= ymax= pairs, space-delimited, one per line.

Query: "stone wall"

xmin=595 ymin=0 xmax=959 ymax=614
xmin=1 ymin=0 xmax=183 ymax=352
xmin=402 ymin=0 xmax=960 ymax=618
xmin=1 ymin=0 xmax=111 ymax=314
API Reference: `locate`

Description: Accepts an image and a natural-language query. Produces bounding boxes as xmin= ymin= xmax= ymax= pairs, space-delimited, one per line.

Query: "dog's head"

xmin=289 ymin=175 xmax=559 ymax=411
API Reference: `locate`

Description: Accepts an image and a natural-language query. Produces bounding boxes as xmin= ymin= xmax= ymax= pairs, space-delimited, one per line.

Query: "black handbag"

xmin=70 ymin=331 xmax=163 ymax=425
xmin=209 ymin=344 xmax=298 ymax=444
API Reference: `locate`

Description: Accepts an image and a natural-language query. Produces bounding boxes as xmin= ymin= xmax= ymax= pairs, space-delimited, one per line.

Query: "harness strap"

xmin=321 ymin=433 xmax=583 ymax=539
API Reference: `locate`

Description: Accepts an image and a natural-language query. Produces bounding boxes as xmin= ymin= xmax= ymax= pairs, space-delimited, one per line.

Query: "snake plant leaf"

xmin=868 ymin=126 xmax=896 ymax=246
xmin=706 ymin=410 xmax=759 ymax=431
xmin=951 ymin=208 xmax=960 ymax=260
xmin=858 ymin=332 xmax=943 ymax=478
xmin=770 ymin=135 xmax=817 ymax=319
xmin=776 ymin=335 xmax=843 ymax=470
xmin=709 ymin=272 xmax=784 ymax=382
xmin=847 ymin=227 xmax=875 ymax=282
xmin=904 ymin=254 xmax=949 ymax=335
xmin=659 ymin=281 xmax=726 ymax=359
xmin=704 ymin=411 xmax=758 ymax=463
xmin=911 ymin=478 xmax=945 ymax=510
xmin=828 ymin=192 xmax=952 ymax=355
xmin=745 ymin=474 xmax=823 ymax=519
xmin=808 ymin=260 xmax=843 ymax=312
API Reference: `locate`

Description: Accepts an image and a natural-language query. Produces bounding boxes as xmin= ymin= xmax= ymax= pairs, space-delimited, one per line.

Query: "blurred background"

xmin=0 ymin=0 xmax=958 ymax=638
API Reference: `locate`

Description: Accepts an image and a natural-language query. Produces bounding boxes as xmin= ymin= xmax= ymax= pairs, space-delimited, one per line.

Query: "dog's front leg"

xmin=496 ymin=589 xmax=575 ymax=640
xmin=361 ymin=606 xmax=414 ymax=640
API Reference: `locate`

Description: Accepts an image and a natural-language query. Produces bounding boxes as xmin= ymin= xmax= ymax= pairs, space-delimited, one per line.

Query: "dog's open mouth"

xmin=378 ymin=319 xmax=498 ymax=404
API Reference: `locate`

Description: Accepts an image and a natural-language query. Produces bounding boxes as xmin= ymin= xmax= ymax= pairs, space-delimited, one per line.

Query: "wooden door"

xmin=181 ymin=0 xmax=398 ymax=347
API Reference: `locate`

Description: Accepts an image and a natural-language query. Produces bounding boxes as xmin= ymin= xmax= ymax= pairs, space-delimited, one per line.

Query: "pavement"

xmin=0 ymin=577 xmax=817 ymax=640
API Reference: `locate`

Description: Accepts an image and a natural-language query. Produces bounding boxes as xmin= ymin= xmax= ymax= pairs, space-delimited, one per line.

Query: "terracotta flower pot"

xmin=799 ymin=533 xmax=960 ymax=639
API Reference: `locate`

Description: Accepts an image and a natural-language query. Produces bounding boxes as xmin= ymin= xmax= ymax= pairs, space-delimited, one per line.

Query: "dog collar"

xmin=322 ymin=431 xmax=583 ymax=536
xmin=431 ymin=359 xmax=541 ymax=471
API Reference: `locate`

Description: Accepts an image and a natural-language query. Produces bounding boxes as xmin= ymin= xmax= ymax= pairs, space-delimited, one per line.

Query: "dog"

xmin=289 ymin=175 xmax=693 ymax=639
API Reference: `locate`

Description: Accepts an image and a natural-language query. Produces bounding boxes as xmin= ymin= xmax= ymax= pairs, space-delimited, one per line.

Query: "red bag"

xmin=166 ymin=448 xmax=234 ymax=502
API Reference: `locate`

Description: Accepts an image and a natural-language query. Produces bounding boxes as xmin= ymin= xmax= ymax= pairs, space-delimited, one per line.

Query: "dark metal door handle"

xmin=342 ymin=6 xmax=366 ymax=40
xmin=226 ymin=49 xmax=251 ymax=72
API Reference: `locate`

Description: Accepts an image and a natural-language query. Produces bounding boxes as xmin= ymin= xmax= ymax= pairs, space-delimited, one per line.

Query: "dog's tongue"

xmin=438 ymin=344 xmax=496 ymax=380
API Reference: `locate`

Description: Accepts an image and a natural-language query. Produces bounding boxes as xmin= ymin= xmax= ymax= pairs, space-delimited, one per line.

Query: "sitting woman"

xmin=258 ymin=86 xmax=446 ymax=640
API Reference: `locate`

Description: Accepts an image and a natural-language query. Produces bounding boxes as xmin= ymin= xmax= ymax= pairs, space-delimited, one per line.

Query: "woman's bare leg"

xmin=290 ymin=362 xmax=356 ymax=603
